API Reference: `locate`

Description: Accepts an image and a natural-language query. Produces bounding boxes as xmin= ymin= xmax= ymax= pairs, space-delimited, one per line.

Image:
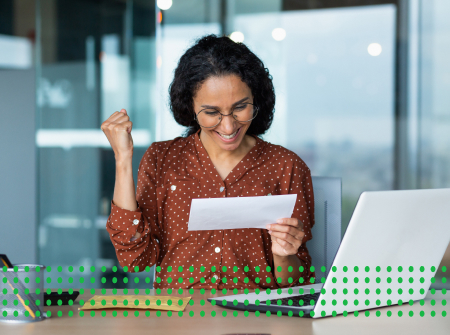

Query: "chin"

xmin=217 ymin=142 xmax=241 ymax=151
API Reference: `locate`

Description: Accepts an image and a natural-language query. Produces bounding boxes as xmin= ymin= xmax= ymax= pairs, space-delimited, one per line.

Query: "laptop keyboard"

xmin=268 ymin=292 xmax=321 ymax=307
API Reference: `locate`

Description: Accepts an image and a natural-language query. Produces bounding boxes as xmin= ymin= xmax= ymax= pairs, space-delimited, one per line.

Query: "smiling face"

xmin=193 ymin=74 xmax=254 ymax=153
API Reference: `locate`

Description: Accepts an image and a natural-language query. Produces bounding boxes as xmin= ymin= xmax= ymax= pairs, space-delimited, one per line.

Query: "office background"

xmin=0 ymin=0 xmax=449 ymax=289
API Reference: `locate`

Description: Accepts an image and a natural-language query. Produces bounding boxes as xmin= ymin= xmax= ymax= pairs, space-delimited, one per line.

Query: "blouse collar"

xmin=192 ymin=129 xmax=266 ymax=187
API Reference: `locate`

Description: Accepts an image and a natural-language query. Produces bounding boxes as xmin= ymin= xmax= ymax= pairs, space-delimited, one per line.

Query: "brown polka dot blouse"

xmin=106 ymin=131 xmax=315 ymax=289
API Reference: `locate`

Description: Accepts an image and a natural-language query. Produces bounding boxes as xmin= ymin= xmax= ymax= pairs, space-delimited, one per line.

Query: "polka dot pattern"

xmin=106 ymin=130 xmax=315 ymax=290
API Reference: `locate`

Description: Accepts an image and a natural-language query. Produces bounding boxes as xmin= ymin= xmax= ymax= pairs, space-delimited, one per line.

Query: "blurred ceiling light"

xmin=307 ymin=53 xmax=318 ymax=64
xmin=229 ymin=31 xmax=244 ymax=43
xmin=367 ymin=43 xmax=382 ymax=56
xmin=157 ymin=0 xmax=172 ymax=10
xmin=272 ymin=28 xmax=286 ymax=41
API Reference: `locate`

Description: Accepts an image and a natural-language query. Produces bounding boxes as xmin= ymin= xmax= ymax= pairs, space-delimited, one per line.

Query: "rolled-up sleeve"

xmin=106 ymin=144 xmax=161 ymax=272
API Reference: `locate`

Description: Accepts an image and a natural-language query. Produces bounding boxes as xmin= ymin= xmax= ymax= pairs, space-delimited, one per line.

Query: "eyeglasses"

xmin=194 ymin=102 xmax=259 ymax=129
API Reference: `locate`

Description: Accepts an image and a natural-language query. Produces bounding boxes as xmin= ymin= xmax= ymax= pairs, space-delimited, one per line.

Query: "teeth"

xmin=218 ymin=130 xmax=238 ymax=139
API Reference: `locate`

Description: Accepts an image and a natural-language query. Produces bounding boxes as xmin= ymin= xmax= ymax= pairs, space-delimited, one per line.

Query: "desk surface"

xmin=0 ymin=289 xmax=448 ymax=335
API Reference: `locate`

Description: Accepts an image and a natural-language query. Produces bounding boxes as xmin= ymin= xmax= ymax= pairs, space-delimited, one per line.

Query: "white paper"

xmin=187 ymin=194 xmax=297 ymax=231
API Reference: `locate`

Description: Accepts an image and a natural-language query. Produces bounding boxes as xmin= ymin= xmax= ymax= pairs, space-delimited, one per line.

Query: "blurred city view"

xmin=1 ymin=0 xmax=449 ymax=289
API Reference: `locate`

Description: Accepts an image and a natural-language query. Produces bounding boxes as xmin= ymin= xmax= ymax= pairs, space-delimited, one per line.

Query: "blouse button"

xmin=213 ymin=274 xmax=219 ymax=281
xmin=171 ymin=185 xmax=176 ymax=191
xmin=132 ymin=219 xmax=139 ymax=225
xmin=220 ymin=186 xmax=225 ymax=192
xmin=214 ymin=247 xmax=220 ymax=253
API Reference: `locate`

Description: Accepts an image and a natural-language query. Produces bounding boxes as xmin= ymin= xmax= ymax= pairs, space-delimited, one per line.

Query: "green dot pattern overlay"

xmin=0 ymin=265 xmax=447 ymax=319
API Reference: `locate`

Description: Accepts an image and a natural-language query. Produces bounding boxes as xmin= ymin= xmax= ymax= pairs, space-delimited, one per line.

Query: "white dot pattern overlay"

xmin=106 ymin=130 xmax=315 ymax=290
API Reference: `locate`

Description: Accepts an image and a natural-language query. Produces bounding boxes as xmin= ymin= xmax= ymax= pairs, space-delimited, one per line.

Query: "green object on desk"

xmin=80 ymin=295 xmax=191 ymax=312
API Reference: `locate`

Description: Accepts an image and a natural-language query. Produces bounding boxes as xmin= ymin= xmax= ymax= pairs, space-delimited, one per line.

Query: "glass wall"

xmin=414 ymin=0 xmax=450 ymax=288
xmin=32 ymin=0 xmax=450 ymax=288
xmin=416 ymin=0 xmax=450 ymax=190
xmin=36 ymin=0 xmax=157 ymax=288
xmin=235 ymin=5 xmax=396 ymax=231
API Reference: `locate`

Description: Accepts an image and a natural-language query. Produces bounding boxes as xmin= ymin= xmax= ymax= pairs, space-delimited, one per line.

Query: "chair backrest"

xmin=308 ymin=176 xmax=342 ymax=283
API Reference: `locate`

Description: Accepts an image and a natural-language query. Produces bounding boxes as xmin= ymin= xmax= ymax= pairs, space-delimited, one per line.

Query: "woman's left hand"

xmin=266 ymin=218 xmax=305 ymax=257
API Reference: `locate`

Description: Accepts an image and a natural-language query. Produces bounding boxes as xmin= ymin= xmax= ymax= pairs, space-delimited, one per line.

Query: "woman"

xmin=102 ymin=35 xmax=315 ymax=290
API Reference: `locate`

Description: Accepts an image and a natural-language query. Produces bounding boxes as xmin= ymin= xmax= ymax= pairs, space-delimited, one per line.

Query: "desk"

xmin=0 ymin=289 xmax=448 ymax=335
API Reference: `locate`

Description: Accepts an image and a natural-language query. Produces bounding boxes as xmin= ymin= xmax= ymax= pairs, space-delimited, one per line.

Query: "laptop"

xmin=208 ymin=188 xmax=450 ymax=318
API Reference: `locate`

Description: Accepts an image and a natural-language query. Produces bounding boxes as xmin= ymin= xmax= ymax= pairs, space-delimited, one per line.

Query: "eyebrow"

xmin=200 ymin=97 xmax=249 ymax=109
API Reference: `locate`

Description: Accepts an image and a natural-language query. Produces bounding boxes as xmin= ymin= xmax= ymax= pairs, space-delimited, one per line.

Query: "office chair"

xmin=308 ymin=176 xmax=342 ymax=283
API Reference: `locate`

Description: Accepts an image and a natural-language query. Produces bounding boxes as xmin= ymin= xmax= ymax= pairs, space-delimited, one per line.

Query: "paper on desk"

xmin=188 ymin=194 xmax=297 ymax=231
xmin=79 ymin=295 xmax=191 ymax=312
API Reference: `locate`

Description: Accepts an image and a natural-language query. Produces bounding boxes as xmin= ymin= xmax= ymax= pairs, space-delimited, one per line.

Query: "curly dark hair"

xmin=169 ymin=34 xmax=275 ymax=137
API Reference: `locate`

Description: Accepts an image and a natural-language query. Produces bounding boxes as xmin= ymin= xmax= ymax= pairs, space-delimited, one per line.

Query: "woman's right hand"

xmin=101 ymin=109 xmax=134 ymax=162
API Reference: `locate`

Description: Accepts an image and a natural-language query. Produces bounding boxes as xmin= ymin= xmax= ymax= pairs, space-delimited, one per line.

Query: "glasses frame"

xmin=194 ymin=102 xmax=259 ymax=129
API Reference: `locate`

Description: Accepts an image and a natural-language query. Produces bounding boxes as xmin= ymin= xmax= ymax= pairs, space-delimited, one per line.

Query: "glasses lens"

xmin=197 ymin=110 xmax=221 ymax=128
xmin=233 ymin=103 xmax=256 ymax=122
xmin=196 ymin=104 xmax=257 ymax=128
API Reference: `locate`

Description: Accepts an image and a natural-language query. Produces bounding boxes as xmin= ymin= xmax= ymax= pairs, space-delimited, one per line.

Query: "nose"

xmin=219 ymin=113 xmax=237 ymax=133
